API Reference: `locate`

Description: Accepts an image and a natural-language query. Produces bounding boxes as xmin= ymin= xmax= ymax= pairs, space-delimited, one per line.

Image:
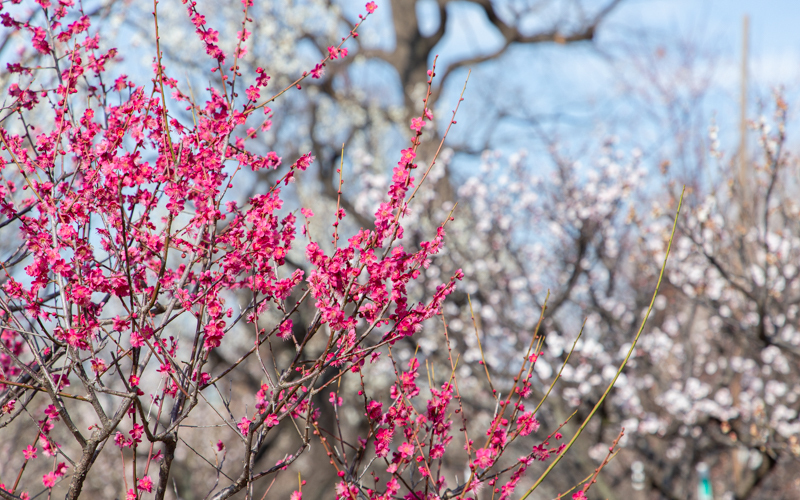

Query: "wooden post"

xmin=738 ymin=15 xmax=750 ymax=218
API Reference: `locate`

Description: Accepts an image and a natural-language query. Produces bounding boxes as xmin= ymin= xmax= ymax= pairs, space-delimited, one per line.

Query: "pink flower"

xmin=42 ymin=472 xmax=57 ymax=488
xmin=386 ymin=478 xmax=399 ymax=495
xmin=69 ymin=284 xmax=91 ymax=305
xmin=130 ymin=331 xmax=145 ymax=348
xmin=277 ymin=320 xmax=293 ymax=340
xmin=410 ymin=117 xmax=425 ymax=132
xmin=366 ymin=400 xmax=382 ymax=420
xmin=114 ymin=431 xmax=131 ymax=448
xmin=54 ymin=463 xmax=68 ymax=478
xmin=31 ymin=27 xmax=51 ymax=54
xmin=310 ymin=63 xmax=325 ymax=79
xmin=516 ymin=412 xmax=540 ymax=436
xmin=473 ymin=448 xmax=494 ymax=469
xmin=40 ymin=436 xmax=59 ymax=456
xmin=399 ymin=147 xmax=416 ymax=165
xmin=238 ymin=416 xmax=252 ymax=436
xmin=44 ymin=405 xmax=59 ymax=420
xmin=23 ymin=445 xmax=37 ymax=460
xmin=130 ymin=423 xmax=144 ymax=444
xmin=327 ymin=46 xmax=348 ymax=60
xmin=374 ymin=427 xmax=393 ymax=457
xmin=398 ymin=441 xmax=415 ymax=458
xmin=301 ymin=208 xmax=314 ymax=218
xmin=293 ymin=152 xmax=315 ymax=171
xmin=90 ymin=358 xmax=106 ymax=375
xmin=466 ymin=479 xmax=484 ymax=493
xmin=190 ymin=13 xmax=206 ymax=28
xmin=137 ymin=476 xmax=153 ymax=493
xmin=264 ymin=414 xmax=279 ymax=427
xmin=245 ymin=85 xmax=260 ymax=101
xmin=126 ymin=488 xmax=136 ymax=500
xmin=366 ymin=1 xmax=377 ymax=13
xmin=290 ymin=491 xmax=302 ymax=500
xmin=2 ymin=400 xmax=16 ymax=414
xmin=266 ymin=151 xmax=281 ymax=168
xmin=256 ymin=67 xmax=271 ymax=87
xmin=572 ymin=491 xmax=587 ymax=500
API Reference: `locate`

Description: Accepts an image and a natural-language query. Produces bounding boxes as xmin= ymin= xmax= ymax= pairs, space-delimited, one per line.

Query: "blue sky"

xmin=400 ymin=0 xmax=800 ymax=180
xmin=616 ymin=0 xmax=800 ymax=87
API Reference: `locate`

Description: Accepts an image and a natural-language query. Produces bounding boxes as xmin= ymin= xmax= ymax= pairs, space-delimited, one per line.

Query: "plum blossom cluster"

xmin=0 ymin=1 xmax=625 ymax=499
xmin=69 ymin=0 xmax=800 ymax=494
xmin=319 ymin=321 xmax=588 ymax=500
